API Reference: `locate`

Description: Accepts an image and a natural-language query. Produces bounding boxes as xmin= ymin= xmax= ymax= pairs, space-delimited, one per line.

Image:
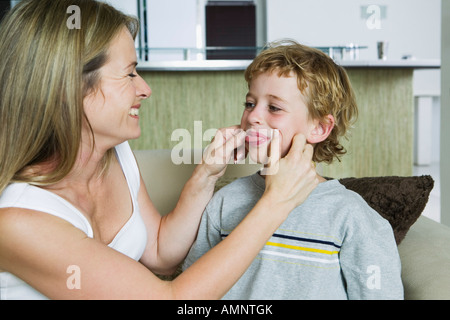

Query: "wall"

xmin=102 ymin=0 xmax=267 ymax=61
xmin=320 ymin=68 xmax=414 ymax=178
xmin=102 ymin=0 xmax=137 ymax=16
xmin=441 ymin=0 xmax=450 ymax=227
xmin=129 ymin=71 xmax=247 ymax=151
xmin=265 ymin=0 xmax=441 ymax=153
xmin=102 ymin=0 xmax=441 ymax=77
xmin=266 ymin=0 xmax=440 ymax=61
xmin=146 ymin=0 xmax=198 ymax=61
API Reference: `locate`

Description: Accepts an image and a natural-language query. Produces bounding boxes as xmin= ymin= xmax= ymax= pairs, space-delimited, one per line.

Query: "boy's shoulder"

xmin=308 ymin=179 xmax=359 ymax=205
xmin=325 ymin=180 xmax=392 ymax=231
xmin=316 ymin=179 xmax=369 ymax=206
xmin=309 ymin=180 xmax=389 ymax=225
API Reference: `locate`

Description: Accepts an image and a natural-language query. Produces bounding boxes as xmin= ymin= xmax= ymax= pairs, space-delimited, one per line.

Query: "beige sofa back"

xmin=134 ymin=149 xmax=261 ymax=215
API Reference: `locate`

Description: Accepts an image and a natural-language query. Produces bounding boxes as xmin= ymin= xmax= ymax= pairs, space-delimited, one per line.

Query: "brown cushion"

xmin=338 ymin=175 xmax=434 ymax=245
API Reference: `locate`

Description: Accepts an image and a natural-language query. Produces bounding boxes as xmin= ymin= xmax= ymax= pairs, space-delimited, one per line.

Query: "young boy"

xmin=183 ymin=40 xmax=403 ymax=300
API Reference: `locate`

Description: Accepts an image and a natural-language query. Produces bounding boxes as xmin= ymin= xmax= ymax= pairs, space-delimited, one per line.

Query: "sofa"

xmin=134 ymin=149 xmax=450 ymax=300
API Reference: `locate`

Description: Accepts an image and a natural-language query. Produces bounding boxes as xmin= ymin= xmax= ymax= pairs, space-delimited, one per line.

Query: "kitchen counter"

xmin=137 ymin=59 xmax=440 ymax=72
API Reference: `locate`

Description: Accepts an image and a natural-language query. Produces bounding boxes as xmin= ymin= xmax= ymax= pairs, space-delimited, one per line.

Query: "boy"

xmin=183 ymin=41 xmax=403 ymax=299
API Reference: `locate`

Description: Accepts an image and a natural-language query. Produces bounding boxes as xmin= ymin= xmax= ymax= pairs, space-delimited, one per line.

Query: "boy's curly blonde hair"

xmin=244 ymin=40 xmax=358 ymax=164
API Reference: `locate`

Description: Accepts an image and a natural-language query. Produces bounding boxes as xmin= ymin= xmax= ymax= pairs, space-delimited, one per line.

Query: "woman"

xmin=0 ymin=0 xmax=318 ymax=299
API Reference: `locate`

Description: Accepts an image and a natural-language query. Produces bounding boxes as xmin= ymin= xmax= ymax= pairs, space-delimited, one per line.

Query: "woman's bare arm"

xmin=138 ymin=127 xmax=247 ymax=273
xmin=0 ymin=133 xmax=317 ymax=299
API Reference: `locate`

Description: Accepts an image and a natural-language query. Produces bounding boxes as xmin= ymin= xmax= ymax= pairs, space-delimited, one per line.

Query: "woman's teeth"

xmin=129 ymin=108 xmax=139 ymax=116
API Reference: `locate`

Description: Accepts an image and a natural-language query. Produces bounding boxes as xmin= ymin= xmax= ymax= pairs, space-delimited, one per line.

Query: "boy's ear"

xmin=307 ymin=114 xmax=335 ymax=144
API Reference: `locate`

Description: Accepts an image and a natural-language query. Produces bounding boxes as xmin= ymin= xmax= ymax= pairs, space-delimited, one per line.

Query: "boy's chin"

xmin=247 ymin=149 xmax=270 ymax=165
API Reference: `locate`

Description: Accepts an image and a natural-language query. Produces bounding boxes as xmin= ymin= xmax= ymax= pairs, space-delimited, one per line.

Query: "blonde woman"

xmin=0 ymin=0 xmax=318 ymax=299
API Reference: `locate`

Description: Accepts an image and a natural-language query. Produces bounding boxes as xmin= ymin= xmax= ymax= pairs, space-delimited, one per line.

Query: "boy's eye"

xmin=244 ymin=102 xmax=255 ymax=109
xmin=269 ymin=105 xmax=282 ymax=112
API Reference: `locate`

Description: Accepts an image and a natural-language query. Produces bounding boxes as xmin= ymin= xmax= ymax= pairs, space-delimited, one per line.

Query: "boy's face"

xmin=241 ymin=71 xmax=318 ymax=165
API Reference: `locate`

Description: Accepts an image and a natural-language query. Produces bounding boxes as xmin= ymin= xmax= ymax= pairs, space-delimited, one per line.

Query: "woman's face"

xmin=83 ymin=27 xmax=152 ymax=150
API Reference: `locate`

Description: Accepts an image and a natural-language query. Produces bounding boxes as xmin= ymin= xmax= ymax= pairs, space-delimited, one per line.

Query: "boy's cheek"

xmin=246 ymin=138 xmax=290 ymax=164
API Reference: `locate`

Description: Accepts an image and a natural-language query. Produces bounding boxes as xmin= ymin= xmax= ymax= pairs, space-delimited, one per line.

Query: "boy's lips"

xmin=245 ymin=130 xmax=271 ymax=146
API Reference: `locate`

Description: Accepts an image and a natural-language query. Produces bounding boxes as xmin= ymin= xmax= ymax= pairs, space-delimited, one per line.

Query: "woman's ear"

xmin=307 ymin=114 xmax=335 ymax=144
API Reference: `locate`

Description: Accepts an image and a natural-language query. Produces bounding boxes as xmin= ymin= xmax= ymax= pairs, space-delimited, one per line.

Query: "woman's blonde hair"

xmin=245 ymin=40 xmax=358 ymax=164
xmin=0 ymin=0 xmax=139 ymax=194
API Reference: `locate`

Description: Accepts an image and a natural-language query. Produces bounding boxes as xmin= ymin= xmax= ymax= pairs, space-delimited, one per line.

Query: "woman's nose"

xmin=136 ymin=75 xmax=152 ymax=99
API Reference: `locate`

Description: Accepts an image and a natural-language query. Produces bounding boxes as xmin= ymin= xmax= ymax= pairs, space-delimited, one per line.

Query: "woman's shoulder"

xmin=0 ymin=183 xmax=94 ymax=237
xmin=114 ymin=141 xmax=140 ymax=189
xmin=0 ymin=205 xmax=83 ymax=267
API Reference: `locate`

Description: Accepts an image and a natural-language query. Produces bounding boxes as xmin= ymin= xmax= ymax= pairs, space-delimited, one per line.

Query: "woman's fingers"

xmin=202 ymin=126 xmax=246 ymax=176
xmin=264 ymin=133 xmax=318 ymax=210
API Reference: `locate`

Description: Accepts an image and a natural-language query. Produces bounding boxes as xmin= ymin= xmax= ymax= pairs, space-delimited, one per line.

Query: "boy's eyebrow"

xmin=246 ymin=93 xmax=288 ymax=104
xmin=268 ymin=94 xmax=288 ymax=104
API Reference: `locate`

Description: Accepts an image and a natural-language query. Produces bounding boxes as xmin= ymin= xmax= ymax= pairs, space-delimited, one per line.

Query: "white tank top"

xmin=0 ymin=142 xmax=148 ymax=300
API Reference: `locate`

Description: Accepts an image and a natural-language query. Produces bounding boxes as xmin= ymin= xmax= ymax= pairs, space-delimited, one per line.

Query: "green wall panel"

xmin=131 ymin=68 xmax=413 ymax=178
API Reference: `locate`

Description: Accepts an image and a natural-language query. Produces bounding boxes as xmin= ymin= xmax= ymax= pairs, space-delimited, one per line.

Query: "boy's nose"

xmin=247 ymin=105 xmax=265 ymax=125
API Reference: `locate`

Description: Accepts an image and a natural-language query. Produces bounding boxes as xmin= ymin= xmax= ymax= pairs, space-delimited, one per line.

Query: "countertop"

xmin=136 ymin=59 xmax=441 ymax=72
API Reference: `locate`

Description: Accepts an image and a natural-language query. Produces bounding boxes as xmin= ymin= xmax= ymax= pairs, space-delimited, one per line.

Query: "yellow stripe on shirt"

xmin=266 ymin=242 xmax=339 ymax=255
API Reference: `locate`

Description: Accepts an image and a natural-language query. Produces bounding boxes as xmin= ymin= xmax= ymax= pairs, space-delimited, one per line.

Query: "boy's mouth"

xmin=245 ymin=129 xmax=272 ymax=147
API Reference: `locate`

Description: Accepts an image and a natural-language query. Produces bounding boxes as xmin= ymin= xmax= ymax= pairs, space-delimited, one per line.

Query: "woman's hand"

xmin=200 ymin=125 xmax=247 ymax=180
xmin=140 ymin=126 xmax=246 ymax=273
xmin=263 ymin=131 xmax=319 ymax=213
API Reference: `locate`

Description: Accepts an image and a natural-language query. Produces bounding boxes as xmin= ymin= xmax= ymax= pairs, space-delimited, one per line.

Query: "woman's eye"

xmin=128 ymin=73 xmax=137 ymax=78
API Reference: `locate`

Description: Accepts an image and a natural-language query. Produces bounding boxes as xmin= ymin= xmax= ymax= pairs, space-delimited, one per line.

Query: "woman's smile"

xmin=128 ymin=104 xmax=141 ymax=118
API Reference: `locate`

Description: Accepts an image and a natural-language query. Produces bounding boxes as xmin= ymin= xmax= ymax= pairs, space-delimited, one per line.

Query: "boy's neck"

xmin=258 ymin=171 xmax=327 ymax=183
